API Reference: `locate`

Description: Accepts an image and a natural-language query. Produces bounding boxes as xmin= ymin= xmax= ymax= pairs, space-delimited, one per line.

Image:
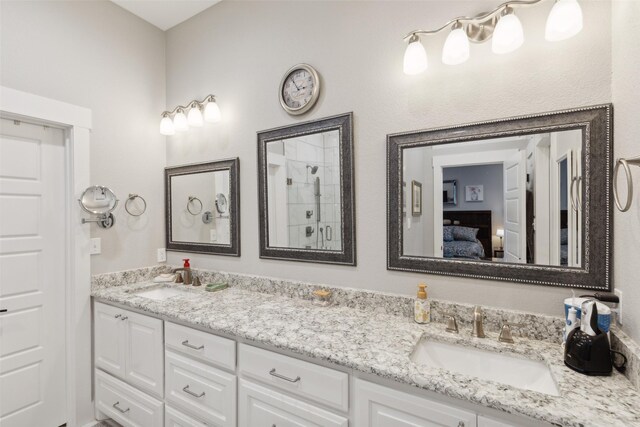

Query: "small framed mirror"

xmin=388 ymin=105 xmax=612 ymax=290
xmin=165 ymin=158 xmax=240 ymax=256
xmin=257 ymin=113 xmax=355 ymax=265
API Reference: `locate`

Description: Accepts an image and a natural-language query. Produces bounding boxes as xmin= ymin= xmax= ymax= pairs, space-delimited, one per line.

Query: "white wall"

xmin=0 ymin=0 xmax=166 ymax=275
xmin=165 ymin=0 xmax=612 ymax=316
xmin=612 ymin=0 xmax=640 ymax=342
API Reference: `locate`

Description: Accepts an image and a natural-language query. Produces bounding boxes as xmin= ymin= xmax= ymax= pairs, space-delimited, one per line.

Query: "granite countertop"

xmin=92 ymin=281 xmax=640 ymax=427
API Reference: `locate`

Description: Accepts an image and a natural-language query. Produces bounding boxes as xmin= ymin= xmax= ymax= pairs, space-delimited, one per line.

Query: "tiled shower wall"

xmin=285 ymin=131 xmax=342 ymax=250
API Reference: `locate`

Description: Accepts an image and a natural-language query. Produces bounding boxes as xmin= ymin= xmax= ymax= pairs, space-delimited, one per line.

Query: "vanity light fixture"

xmin=403 ymin=0 xmax=584 ymax=75
xmin=496 ymin=228 xmax=505 ymax=249
xmin=159 ymin=95 xmax=221 ymax=135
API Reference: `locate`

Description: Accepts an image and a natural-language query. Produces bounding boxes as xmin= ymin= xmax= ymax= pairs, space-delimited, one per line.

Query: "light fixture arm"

xmin=402 ymin=0 xmax=543 ymax=41
xmin=161 ymin=94 xmax=217 ymax=117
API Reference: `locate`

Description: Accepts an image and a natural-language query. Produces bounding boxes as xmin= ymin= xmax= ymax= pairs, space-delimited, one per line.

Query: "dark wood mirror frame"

xmin=165 ymin=158 xmax=240 ymax=256
xmin=387 ymin=105 xmax=612 ymax=290
xmin=257 ymin=112 xmax=356 ymax=265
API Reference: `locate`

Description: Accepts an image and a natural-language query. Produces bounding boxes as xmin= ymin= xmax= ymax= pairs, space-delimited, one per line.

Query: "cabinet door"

xmin=95 ymin=302 xmax=126 ymax=379
xmin=477 ymin=415 xmax=517 ymax=427
xmin=124 ymin=310 xmax=164 ymax=398
xmin=165 ymin=405 xmax=208 ymax=427
xmin=355 ymin=379 xmax=476 ymax=427
xmin=239 ymin=379 xmax=348 ymax=427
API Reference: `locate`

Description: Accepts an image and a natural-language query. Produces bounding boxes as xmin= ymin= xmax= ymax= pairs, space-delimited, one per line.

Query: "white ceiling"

xmin=111 ymin=0 xmax=221 ymax=31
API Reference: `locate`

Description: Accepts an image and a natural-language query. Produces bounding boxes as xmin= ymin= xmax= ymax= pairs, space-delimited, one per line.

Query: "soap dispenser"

xmin=414 ymin=283 xmax=431 ymax=324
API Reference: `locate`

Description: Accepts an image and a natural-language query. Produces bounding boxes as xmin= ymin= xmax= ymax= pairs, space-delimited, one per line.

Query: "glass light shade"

xmin=173 ymin=110 xmax=189 ymax=131
xmin=545 ymin=0 xmax=583 ymax=41
xmin=403 ymin=38 xmax=428 ymax=75
xmin=204 ymin=101 xmax=221 ymax=123
xmin=159 ymin=116 xmax=175 ymax=135
xmin=442 ymin=27 xmax=470 ymax=65
xmin=496 ymin=228 xmax=505 ymax=237
xmin=492 ymin=12 xmax=524 ymax=54
xmin=187 ymin=106 xmax=203 ymax=127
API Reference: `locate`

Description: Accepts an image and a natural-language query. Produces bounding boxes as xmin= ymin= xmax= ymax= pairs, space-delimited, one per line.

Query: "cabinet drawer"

xmin=95 ymin=369 xmax=163 ymax=427
xmin=354 ymin=378 xmax=476 ymax=427
xmin=239 ymin=379 xmax=348 ymax=427
xmin=165 ymin=350 xmax=236 ymax=426
xmin=238 ymin=343 xmax=349 ymax=412
xmin=165 ymin=321 xmax=236 ymax=371
xmin=165 ymin=405 xmax=208 ymax=427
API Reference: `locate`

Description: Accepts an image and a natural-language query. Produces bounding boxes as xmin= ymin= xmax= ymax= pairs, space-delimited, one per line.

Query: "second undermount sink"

xmin=411 ymin=340 xmax=560 ymax=396
xmin=134 ymin=286 xmax=198 ymax=301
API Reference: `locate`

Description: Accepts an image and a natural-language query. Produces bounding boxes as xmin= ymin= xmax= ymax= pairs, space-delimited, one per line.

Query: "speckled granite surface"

xmin=92 ymin=276 xmax=640 ymax=427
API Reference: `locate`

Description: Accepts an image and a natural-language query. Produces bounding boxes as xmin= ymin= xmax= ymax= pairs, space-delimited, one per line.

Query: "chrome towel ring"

xmin=187 ymin=196 xmax=203 ymax=215
xmin=613 ymin=155 xmax=640 ymax=212
xmin=125 ymin=193 xmax=147 ymax=216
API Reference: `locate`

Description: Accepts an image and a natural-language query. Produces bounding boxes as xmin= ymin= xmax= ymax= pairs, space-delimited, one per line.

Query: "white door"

xmin=503 ymin=150 xmax=527 ymax=263
xmin=0 ymin=118 xmax=66 ymax=426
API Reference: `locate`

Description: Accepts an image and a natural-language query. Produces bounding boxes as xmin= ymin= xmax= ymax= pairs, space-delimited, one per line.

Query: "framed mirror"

xmin=165 ymin=158 xmax=240 ymax=256
xmin=387 ymin=105 xmax=612 ymax=290
xmin=257 ymin=113 xmax=355 ymax=265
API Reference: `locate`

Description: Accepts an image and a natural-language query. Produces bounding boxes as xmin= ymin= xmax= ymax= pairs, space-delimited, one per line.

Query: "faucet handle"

xmin=443 ymin=312 xmax=459 ymax=334
xmin=499 ymin=321 xmax=524 ymax=344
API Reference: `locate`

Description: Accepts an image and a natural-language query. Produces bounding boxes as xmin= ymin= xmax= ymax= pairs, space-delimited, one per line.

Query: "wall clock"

xmin=279 ymin=63 xmax=320 ymax=115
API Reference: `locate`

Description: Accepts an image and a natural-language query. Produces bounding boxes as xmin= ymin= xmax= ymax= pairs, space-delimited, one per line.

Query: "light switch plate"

xmin=90 ymin=238 xmax=101 ymax=255
xmin=157 ymin=248 xmax=166 ymax=263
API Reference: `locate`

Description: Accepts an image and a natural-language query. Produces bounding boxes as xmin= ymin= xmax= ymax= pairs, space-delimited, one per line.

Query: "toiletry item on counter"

xmin=563 ymin=297 xmax=611 ymax=334
xmin=312 ymin=289 xmax=332 ymax=307
xmin=564 ymin=299 xmax=628 ymax=376
xmin=563 ymin=305 xmax=579 ymax=345
xmin=414 ymin=283 xmax=431 ymax=324
xmin=565 ymin=300 xmax=613 ymax=375
xmin=205 ymin=283 xmax=228 ymax=292
xmin=153 ymin=273 xmax=175 ymax=283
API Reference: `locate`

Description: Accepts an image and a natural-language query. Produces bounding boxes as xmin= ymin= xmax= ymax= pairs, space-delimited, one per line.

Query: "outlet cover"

xmin=157 ymin=248 xmax=167 ymax=263
xmin=614 ymin=289 xmax=623 ymax=325
xmin=90 ymin=238 xmax=101 ymax=255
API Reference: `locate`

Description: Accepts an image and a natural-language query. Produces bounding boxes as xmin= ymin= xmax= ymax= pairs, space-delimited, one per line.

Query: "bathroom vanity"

xmin=91 ymin=270 xmax=640 ymax=427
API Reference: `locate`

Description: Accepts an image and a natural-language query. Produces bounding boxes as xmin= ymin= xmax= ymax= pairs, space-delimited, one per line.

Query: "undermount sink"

xmin=411 ymin=340 xmax=560 ymax=396
xmin=134 ymin=286 xmax=198 ymax=301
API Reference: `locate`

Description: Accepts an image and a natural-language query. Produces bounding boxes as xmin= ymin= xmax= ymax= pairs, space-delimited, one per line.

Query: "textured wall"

xmin=0 ymin=0 xmax=167 ymax=275
xmin=612 ymin=0 xmax=640 ymax=342
xmin=165 ymin=0 xmax=612 ymax=316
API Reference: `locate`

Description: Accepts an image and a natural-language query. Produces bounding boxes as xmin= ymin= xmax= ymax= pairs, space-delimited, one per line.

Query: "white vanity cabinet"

xmin=354 ymin=378 xmax=477 ymax=427
xmin=94 ymin=302 xmax=164 ymax=398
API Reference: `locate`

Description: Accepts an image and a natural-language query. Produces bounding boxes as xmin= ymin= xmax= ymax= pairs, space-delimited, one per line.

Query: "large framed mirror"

xmin=387 ymin=105 xmax=612 ymax=290
xmin=257 ymin=113 xmax=355 ymax=265
xmin=165 ymin=158 xmax=240 ymax=256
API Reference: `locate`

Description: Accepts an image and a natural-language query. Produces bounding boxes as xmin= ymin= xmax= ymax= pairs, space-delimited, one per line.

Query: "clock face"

xmin=279 ymin=64 xmax=320 ymax=115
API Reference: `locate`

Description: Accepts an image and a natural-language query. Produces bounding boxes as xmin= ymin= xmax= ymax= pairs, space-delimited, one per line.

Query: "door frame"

xmin=0 ymin=86 xmax=92 ymax=427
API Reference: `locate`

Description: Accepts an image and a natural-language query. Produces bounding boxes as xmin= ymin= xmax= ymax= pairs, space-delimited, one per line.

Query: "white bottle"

xmin=563 ymin=305 xmax=579 ymax=345
xmin=414 ymin=283 xmax=431 ymax=324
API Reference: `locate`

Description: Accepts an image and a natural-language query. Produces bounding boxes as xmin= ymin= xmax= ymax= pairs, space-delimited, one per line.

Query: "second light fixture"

xmin=403 ymin=0 xmax=584 ymax=75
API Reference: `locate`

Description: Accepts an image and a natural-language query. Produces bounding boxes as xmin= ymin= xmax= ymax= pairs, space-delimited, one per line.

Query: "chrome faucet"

xmin=172 ymin=267 xmax=192 ymax=285
xmin=471 ymin=306 xmax=485 ymax=338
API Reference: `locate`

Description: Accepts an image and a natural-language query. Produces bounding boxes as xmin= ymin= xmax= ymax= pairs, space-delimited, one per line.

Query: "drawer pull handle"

xmin=181 ymin=340 xmax=204 ymax=350
xmin=182 ymin=385 xmax=205 ymax=398
xmin=269 ymin=368 xmax=300 ymax=383
xmin=121 ymin=316 xmax=128 ymax=321
xmin=112 ymin=401 xmax=130 ymax=414
xmin=114 ymin=314 xmax=121 ymax=319
xmin=458 ymin=422 xmax=465 ymax=427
